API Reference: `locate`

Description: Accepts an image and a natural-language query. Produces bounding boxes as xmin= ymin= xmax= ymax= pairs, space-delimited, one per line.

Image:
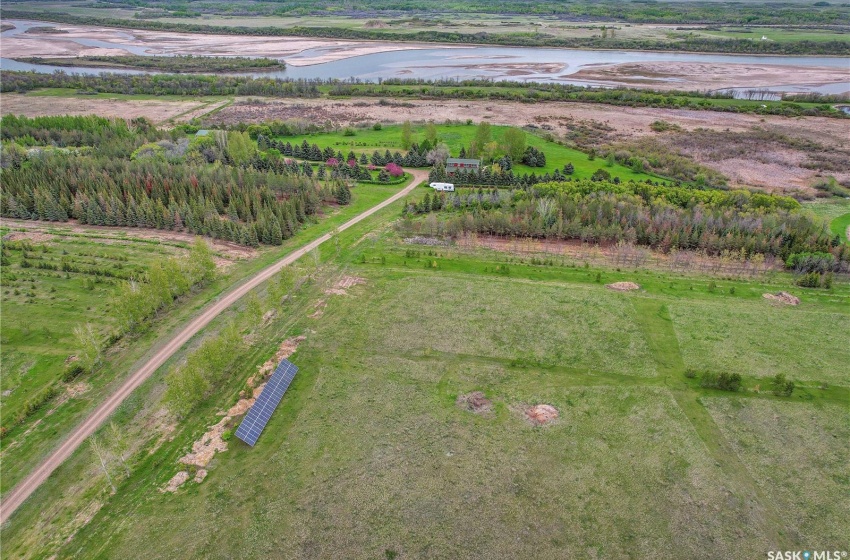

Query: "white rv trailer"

xmin=429 ymin=182 xmax=455 ymax=192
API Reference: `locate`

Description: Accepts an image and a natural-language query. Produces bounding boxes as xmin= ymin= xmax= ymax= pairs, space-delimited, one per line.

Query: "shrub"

xmin=62 ymin=361 xmax=87 ymax=382
xmin=700 ymin=372 xmax=742 ymax=392
xmin=771 ymin=373 xmax=795 ymax=396
xmin=342 ymin=127 xmax=356 ymax=136
xmin=372 ymin=123 xmax=382 ymax=131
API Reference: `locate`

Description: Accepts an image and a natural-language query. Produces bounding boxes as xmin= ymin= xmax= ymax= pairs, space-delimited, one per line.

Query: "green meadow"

xmin=5 ymin=223 xmax=847 ymax=559
xmin=280 ymin=123 xmax=659 ymax=183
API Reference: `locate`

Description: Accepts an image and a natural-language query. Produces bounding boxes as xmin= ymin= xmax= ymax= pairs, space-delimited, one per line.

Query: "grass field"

xmin=281 ymin=123 xmax=657 ymax=182
xmin=5 ymin=222 xmax=846 ymax=558
xmin=0 ymin=181 xmax=408 ymax=496
xmin=0 ymin=229 xmax=181 ymax=429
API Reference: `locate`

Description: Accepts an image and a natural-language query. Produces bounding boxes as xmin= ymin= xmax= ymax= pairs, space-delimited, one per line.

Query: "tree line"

xmin=16 ymin=54 xmax=285 ymax=73
xmin=402 ymin=180 xmax=847 ymax=264
xmin=2 ymin=71 xmax=845 ymax=119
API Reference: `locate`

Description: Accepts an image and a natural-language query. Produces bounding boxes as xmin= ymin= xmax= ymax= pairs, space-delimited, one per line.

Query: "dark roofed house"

xmin=446 ymin=158 xmax=480 ymax=175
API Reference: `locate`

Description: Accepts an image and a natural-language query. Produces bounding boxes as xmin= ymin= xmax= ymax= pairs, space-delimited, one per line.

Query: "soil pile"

xmin=457 ymin=391 xmax=493 ymax=413
xmin=763 ymin=291 xmax=800 ymax=305
xmin=525 ymin=404 xmax=559 ymax=425
xmin=606 ymin=281 xmax=640 ymax=291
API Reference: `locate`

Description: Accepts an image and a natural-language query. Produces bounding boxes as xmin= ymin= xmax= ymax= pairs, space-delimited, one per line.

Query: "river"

xmin=2 ymin=19 xmax=848 ymax=96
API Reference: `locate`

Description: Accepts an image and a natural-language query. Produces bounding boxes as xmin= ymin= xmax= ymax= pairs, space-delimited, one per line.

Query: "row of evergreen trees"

xmin=429 ymin=164 xmax=583 ymax=188
xmin=261 ymin=136 xmax=431 ymax=168
xmin=1 ymin=154 xmax=325 ymax=247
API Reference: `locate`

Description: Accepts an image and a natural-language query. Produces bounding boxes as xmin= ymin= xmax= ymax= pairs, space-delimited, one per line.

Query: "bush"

xmin=343 ymin=127 xmax=356 ymax=136
xmin=796 ymin=271 xmax=822 ymax=288
xmin=372 ymin=123 xmax=382 ymax=131
xmin=771 ymin=373 xmax=795 ymax=396
xmin=700 ymin=371 xmax=742 ymax=392
xmin=684 ymin=368 xmax=697 ymax=379
xmin=62 ymin=361 xmax=87 ymax=382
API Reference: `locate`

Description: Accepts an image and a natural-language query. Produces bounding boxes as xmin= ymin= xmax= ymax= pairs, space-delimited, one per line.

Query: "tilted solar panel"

xmin=235 ymin=359 xmax=299 ymax=446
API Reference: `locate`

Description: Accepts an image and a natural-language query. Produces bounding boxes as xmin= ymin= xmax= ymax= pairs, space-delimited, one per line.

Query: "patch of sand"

xmin=0 ymin=21 xmax=435 ymax=66
xmin=606 ymin=281 xmax=641 ymax=291
xmin=763 ymin=291 xmax=801 ymax=305
xmin=309 ymin=299 xmax=327 ymax=319
xmin=570 ymin=61 xmax=849 ymax=92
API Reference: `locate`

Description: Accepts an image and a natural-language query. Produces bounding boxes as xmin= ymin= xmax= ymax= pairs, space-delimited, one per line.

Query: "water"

xmin=2 ymin=19 xmax=849 ymax=94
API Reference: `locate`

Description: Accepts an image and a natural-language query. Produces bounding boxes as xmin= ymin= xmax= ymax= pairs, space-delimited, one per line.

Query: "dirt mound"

xmin=606 ymin=281 xmax=640 ymax=291
xmin=364 ymin=20 xmax=389 ymax=28
xmin=763 ymin=291 xmax=800 ymax=305
xmin=457 ymin=391 xmax=493 ymax=413
xmin=525 ymin=404 xmax=559 ymax=426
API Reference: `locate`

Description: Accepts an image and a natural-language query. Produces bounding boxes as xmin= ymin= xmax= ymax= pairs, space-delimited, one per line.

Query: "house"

xmin=446 ymin=158 xmax=480 ymax=175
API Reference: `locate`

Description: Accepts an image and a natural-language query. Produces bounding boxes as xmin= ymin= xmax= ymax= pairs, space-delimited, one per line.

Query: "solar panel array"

xmin=235 ymin=358 xmax=299 ymax=447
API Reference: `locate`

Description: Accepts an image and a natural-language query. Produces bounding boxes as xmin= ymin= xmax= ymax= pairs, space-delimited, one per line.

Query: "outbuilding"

xmin=446 ymin=158 xmax=480 ymax=175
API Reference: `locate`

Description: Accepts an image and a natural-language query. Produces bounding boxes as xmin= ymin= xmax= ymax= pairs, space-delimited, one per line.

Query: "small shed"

xmin=446 ymin=158 xmax=480 ymax=174
xmin=195 ymin=129 xmax=211 ymax=137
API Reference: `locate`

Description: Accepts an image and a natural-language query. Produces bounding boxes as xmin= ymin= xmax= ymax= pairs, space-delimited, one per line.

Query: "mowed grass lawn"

xmin=56 ymin=266 xmax=848 ymax=559
xmin=280 ymin=123 xmax=656 ymax=182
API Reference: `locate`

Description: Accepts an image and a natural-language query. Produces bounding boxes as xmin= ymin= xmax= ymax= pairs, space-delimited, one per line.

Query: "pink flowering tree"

xmin=385 ymin=163 xmax=404 ymax=177
xmin=325 ymin=157 xmax=339 ymax=167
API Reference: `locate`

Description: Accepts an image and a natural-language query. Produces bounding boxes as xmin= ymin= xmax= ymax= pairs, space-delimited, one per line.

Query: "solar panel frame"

xmin=235 ymin=359 xmax=299 ymax=446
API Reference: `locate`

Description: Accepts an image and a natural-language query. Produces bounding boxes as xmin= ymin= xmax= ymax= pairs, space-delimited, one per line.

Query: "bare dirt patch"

xmin=325 ymin=275 xmax=367 ymax=296
xmin=166 ymin=335 xmax=307 ymax=491
xmin=457 ymin=391 xmax=493 ymax=414
xmin=309 ymin=299 xmax=327 ymax=319
xmin=0 ymin=93 xmax=206 ymax=124
xmin=2 ymin=230 xmax=54 ymax=243
xmin=763 ymin=291 xmax=801 ymax=305
xmin=524 ymin=404 xmax=560 ymax=426
xmin=0 ymin=218 xmax=257 ymax=264
xmin=606 ymin=281 xmax=641 ymax=292
xmin=162 ymin=471 xmax=190 ymax=493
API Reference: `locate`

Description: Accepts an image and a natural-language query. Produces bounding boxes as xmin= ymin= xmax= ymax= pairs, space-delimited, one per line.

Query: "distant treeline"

xmin=15 ymin=55 xmax=285 ymax=73
xmin=2 ymin=9 xmax=848 ymax=54
xmin=31 ymin=0 xmax=849 ymax=26
xmin=0 ymin=71 xmax=319 ymax=98
xmin=2 ymin=71 xmax=845 ymax=119
xmin=403 ymin=181 xmax=847 ymax=265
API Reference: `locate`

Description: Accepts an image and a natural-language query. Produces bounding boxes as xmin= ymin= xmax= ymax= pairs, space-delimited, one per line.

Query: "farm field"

xmin=6 ymin=229 xmax=847 ymax=558
xmin=280 ymin=123 xmax=656 ymax=182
